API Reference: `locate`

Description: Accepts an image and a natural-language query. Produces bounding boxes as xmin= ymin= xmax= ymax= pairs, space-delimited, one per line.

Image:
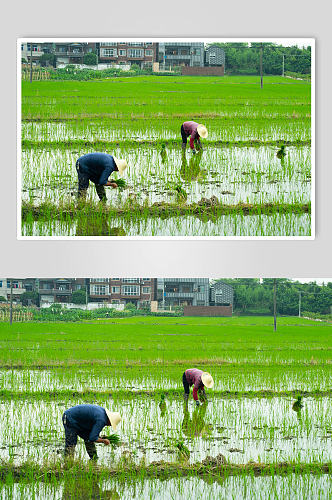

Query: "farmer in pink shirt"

xmin=183 ymin=368 xmax=214 ymax=406
xmin=181 ymin=121 xmax=208 ymax=154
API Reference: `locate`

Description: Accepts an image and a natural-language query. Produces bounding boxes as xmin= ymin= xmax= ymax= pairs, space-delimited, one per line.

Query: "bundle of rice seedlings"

xmin=101 ymin=434 xmax=121 ymax=446
xmin=114 ymin=178 xmax=127 ymax=190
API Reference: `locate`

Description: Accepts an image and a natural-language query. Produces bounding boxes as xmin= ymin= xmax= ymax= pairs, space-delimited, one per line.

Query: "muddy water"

xmin=0 ymin=397 xmax=330 ymax=466
xmin=21 ymin=146 xmax=311 ymax=207
xmin=1 ymin=474 xmax=330 ymax=500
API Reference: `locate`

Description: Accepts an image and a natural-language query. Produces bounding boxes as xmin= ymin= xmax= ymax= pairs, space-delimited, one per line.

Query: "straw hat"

xmin=105 ymin=409 xmax=121 ymax=431
xmin=197 ymin=124 xmax=208 ymax=138
xmin=113 ymin=157 xmax=128 ymax=176
xmin=201 ymin=372 xmax=214 ymax=388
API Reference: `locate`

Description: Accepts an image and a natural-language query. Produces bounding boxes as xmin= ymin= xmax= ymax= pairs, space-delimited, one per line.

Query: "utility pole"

xmin=9 ymin=280 xmax=13 ymax=325
xmin=85 ymin=280 xmax=88 ymax=310
xmin=282 ymin=54 xmax=285 ymax=77
xmin=273 ymin=279 xmax=277 ymax=331
xmin=29 ymin=43 xmax=33 ymax=83
xmin=260 ymin=43 xmax=263 ymax=89
xmin=298 ymin=291 xmax=302 ymax=318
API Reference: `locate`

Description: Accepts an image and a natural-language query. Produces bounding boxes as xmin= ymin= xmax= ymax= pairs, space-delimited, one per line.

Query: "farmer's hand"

xmin=105 ymin=180 xmax=118 ymax=188
xmin=102 ymin=438 xmax=110 ymax=446
xmin=195 ymin=400 xmax=200 ymax=407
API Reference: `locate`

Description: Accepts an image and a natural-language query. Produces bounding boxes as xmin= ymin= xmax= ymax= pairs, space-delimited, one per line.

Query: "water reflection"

xmin=76 ymin=214 xmax=126 ymax=237
xmin=180 ymin=150 xmax=203 ymax=182
xmin=62 ymin=476 xmax=119 ymax=500
xmin=182 ymin=402 xmax=210 ymax=438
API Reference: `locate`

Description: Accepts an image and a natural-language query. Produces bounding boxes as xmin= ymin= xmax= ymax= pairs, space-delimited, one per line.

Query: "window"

xmin=33 ymin=45 xmax=38 ymax=52
xmin=21 ymin=44 xmax=24 ymax=51
xmin=91 ymin=285 xmax=109 ymax=295
xmin=112 ymin=299 xmax=120 ymax=304
xmin=145 ymin=50 xmax=153 ymax=56
xmin=197 ymin=286 xmax=205 ymax=292
xmin=215 ymin=293 xmax=223 ymax=302
xmin=101 ymin=48 xmax=117 ymax=57
xmin=128 ymin=49 xmax=143 ymax=58
xmin=112 ymin=278 xmax=121 ymax=281
xmin=111 ymin=286 xmax=120 ymax=294
xmin=122 ymin=278 xmax=139 ymax=283
xmin=102 ymin=42 xmax=117 ymax=47
xmin=58 ymin=46 xmax=66 ymax=53
xmin=27 ymin=44 xmax=31 ymax=51
xmin=142 ymin=278 xmax=150 ymax=281
xmin=197 ymin=300 xmax=206 ymax=306
xmin=142 ymin=287 xmax=151 ymax=294
xmin=128 ymin=42 xmax=143 ymax=46
xmin=41 ymin=283 xmax=52 ymax=290
xmin=75 ymin=284 xmax=82 ymax=290
xmin=122 ymin=286 xmax=140 ymax=296
xmin=90 ymin=278 xmax=109 ymax=283
xmin=118 ymin=49 xmax=126 ymax=56
xmin=7 ymin=281 xmax=20 ymax=289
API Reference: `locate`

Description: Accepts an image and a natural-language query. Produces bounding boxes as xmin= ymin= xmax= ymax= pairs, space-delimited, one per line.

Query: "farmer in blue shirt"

xmin=76 ymin=153 xmax=127 ymax=201
xmin=62 ymin=404 xmax=121 ymax=460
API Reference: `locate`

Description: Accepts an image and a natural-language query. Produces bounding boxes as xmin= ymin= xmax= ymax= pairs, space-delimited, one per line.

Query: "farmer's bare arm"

xmin=96 ymin=437 xmax=110 ymax=445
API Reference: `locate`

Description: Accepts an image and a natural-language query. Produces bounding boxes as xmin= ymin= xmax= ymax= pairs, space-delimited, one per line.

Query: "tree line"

xmin=213 ymin=279 xmax=332 ymax=316
xmin=208 ymin=43 xmax=311 ymax=76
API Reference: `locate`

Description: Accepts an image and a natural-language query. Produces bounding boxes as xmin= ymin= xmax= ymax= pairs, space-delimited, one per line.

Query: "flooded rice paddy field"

xmin=21 ymin=115 xmax=311 ymax=143
xmin=21 ymin=76 xmax=312 ymax=237
xmin=1 ymin=363 xmax=330 ymax=393
xmin=1 ymin=474 xmax=331 ymax=500
xmin=22 ymin=213 xmax=311 ymax=237
xmin=1 ymin=396 xmax=331 ymax=466
xmin=22 ymin=146 xmax=311 ymax=207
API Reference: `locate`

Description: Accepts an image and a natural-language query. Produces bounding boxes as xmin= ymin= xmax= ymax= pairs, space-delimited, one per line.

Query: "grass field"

xmin=0 ymin=316 xmax=330 ymax=498
xmin=20 ymin=75 xmax=312 ymax=237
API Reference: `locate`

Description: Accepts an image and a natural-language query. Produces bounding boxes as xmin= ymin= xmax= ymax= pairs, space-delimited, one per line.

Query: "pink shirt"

xmin=185 ymin=368 xmax=206 ymax=400
xmin=182 ymin=121 xmax=200 ymax=149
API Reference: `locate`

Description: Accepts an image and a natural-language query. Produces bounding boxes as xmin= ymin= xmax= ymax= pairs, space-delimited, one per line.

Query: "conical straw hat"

xmin=197 ymin=124 xmax=208 ymax=138
xmin=105 ymin=409 xmax=121 ymax=431
xmin=201 ymin=372 xmax=214 ymax=388
xmin=113 ymin=157 xmax=127 ymax=176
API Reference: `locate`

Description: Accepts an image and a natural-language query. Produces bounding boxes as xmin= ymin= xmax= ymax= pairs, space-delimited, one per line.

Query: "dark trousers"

xmin=181 ymin=125 xmax=188 ymax=144
xmin=76 ymin=162 xmax=107 ymax=202
xmin=62 ymin=413 xmax=98 ymax=460
xmin=182 ymin=372 xmax=190 ymax=395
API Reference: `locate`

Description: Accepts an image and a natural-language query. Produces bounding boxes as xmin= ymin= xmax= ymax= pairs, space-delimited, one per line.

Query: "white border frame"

xmin=17 ymin=37 xmax=315 ymax=241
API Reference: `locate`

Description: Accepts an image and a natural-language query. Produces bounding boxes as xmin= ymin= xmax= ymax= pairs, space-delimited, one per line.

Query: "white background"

xmin=0 ymin=0 xmax=330 ymax=278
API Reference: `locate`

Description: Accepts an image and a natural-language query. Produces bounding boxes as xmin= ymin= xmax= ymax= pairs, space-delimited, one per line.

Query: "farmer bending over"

xmin=181 ymin=121 xmax=208 ymax=154
xmin=76 ymin=152 xmax=127 ymax=202
xmin=62 ymin=404 xmax=121 ymax=460
xmin=183 ymin=368 xmax=214 ymax=406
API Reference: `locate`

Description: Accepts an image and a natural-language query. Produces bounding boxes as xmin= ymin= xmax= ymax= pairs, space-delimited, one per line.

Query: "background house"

xmin=157 ymin=278 xmax=210 ymax=308
xmin=158 ymin=42 xmax=205 ymax=70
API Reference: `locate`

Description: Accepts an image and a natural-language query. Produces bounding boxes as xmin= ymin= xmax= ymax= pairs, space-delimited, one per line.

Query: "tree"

xmin=39 ymin=53 xmax=56 ymax=67
xmin=83 ymin=52 xmax=98 ymax=66
xmin=71 ymin=289 xmax=87 ymax=305
xmin=20 ymin=291 xmax=39 ymax=306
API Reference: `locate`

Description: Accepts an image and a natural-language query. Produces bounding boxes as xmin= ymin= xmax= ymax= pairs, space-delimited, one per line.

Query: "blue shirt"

xmin=77 ymin=153 xmax=117 ymax=185
xmin=64 ymin=404 xmax=109 ymax=442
